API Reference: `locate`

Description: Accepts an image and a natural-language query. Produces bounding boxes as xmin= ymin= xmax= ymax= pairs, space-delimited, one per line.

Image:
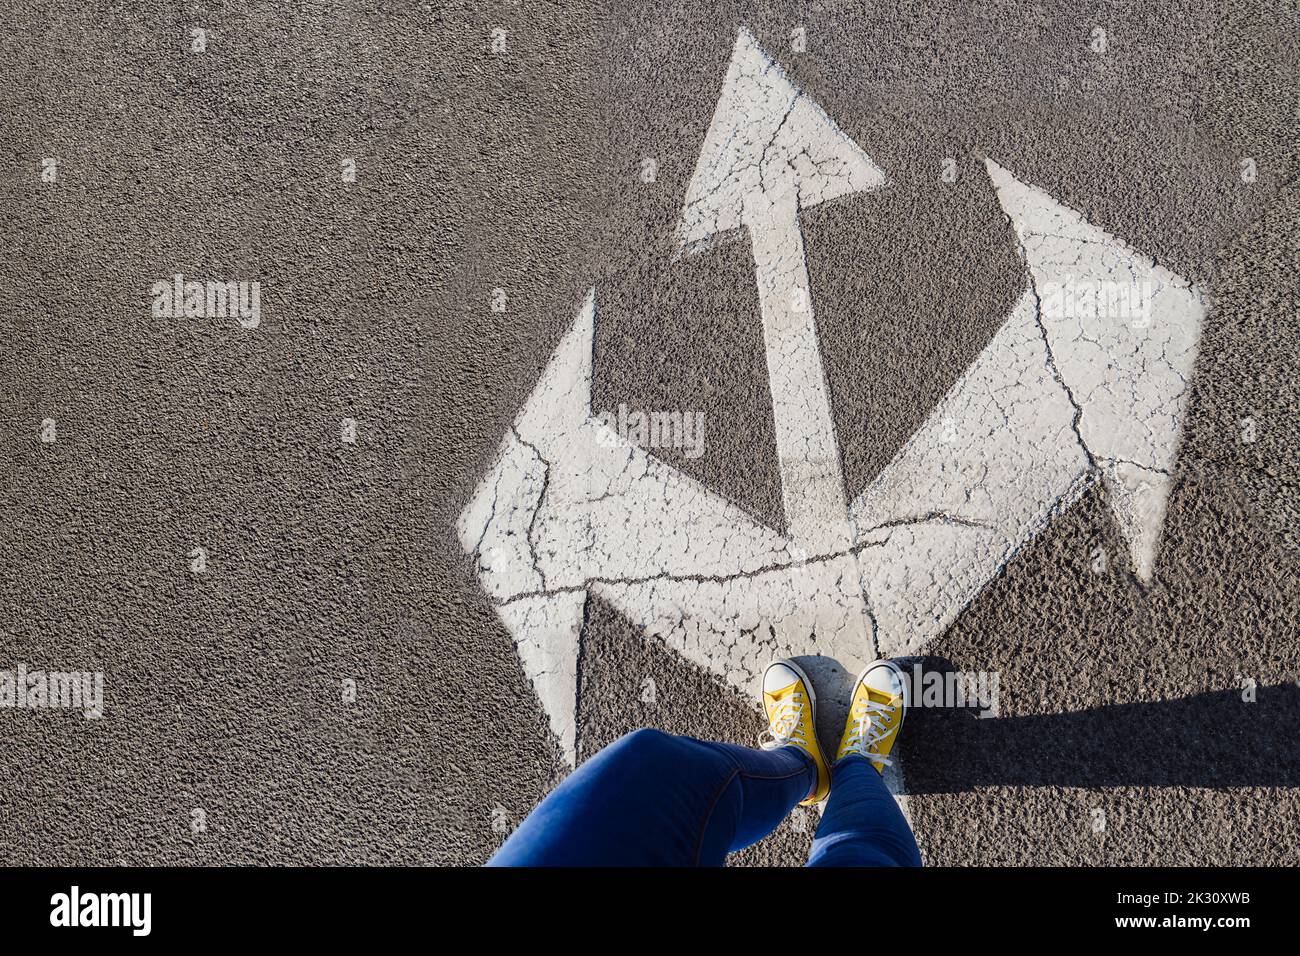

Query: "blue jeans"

xmin=489 ymin=728 xmax=923 ymax=867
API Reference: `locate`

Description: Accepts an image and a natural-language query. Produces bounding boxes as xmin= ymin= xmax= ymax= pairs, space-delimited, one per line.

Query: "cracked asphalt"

xmin=2 ymin=0 xmax=1298 ymax=866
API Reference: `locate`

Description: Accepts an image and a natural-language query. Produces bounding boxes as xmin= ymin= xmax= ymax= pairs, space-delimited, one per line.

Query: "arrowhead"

xmin=457 ymin=291 xmax=596 ymax=768
xmin=676 ymin=27 xmax=886 ymax=252
xmin=458 ymin=287 xmax=803 ymax=766
xmin=457 ymin=289 xmax=596 ymax=601
xmin=514 ymin=288 xmax=594 ymax=443
xmin=496 ymin=593 xmax=586 ymax=768
xmin=985 ymin=159 xmax=1208 ymax=582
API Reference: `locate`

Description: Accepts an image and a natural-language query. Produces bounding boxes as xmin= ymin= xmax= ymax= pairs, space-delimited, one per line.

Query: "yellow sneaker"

xmin=760 ymin=660 xmax=830 ymax=805
xmin=835 ymin=660 xmax=908 ymax=772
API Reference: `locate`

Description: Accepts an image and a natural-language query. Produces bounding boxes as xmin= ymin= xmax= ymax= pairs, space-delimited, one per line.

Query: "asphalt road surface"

xmin=1 ymin=1 xmax=1296 ymax=865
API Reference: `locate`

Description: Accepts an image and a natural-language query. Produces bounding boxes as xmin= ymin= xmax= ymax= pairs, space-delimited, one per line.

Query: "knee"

xmin=593 ymin=728 xmax=693 ymax=773
xmin=609 ymin=727 xmax=677 ymax=760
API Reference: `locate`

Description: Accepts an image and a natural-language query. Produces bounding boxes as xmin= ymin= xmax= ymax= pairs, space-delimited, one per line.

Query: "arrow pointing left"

xmin=457 ymin=291 xmax=800 ymax=763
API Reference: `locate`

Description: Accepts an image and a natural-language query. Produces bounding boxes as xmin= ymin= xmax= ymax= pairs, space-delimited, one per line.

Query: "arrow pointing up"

xmin=678 ymin=27 xmax=886 ymax=557
xmin=677 ymin=27 xmax=885 ymax=250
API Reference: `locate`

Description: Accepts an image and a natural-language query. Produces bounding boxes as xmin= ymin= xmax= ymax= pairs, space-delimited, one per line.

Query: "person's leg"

xmin=806 ymin=657 xmax=922 ymax=867
xmin=806 ymin=753 xmax=921 ymax=866
xmin=490 ymin=659 xmax=833 ymax=866
xmin=488 ymin=728 xmax=815 ymax=866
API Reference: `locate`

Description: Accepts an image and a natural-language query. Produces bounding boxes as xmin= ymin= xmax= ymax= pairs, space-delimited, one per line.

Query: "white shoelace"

xmin=759 ymin=693 xmax=808 ymax=750
xmin=842 ymin=697 xmax=899 ymax=765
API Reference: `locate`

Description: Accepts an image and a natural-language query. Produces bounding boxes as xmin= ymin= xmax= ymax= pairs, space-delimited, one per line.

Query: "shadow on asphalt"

xmin=894 ymin=657 xmax=1300 ymax=792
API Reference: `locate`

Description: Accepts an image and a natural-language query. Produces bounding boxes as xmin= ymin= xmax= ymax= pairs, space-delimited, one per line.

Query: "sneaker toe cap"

xmin=863 ymin=661 xmax=905 ymax=697
xmin=763 ymin=662 xmax=802 ymax=694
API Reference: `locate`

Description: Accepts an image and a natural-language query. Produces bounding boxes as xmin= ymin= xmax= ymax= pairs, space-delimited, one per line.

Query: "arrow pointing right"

xmin=987 ymin=158 xmax=1206 ymax=581
xmin=853 ymin=161 xmax=1208 ymax=658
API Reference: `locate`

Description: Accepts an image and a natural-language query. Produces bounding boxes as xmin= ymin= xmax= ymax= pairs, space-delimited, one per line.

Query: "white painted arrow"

xmin=679 ymin=27 xmax=886 ymax=555
xmin=987 ymin=159 xmax=1205 ymax=583
xmin=457 ymin=289 xmax=802 ymax=764
xmin=457 ymin=28 xmax=1208 ymax=777
xmin=854 ymin=161 xmax=1206 ymax=657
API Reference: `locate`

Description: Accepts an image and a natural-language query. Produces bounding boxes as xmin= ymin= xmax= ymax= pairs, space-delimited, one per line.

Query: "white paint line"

xmin=746 ymin=189 xmax=851 ymax=555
